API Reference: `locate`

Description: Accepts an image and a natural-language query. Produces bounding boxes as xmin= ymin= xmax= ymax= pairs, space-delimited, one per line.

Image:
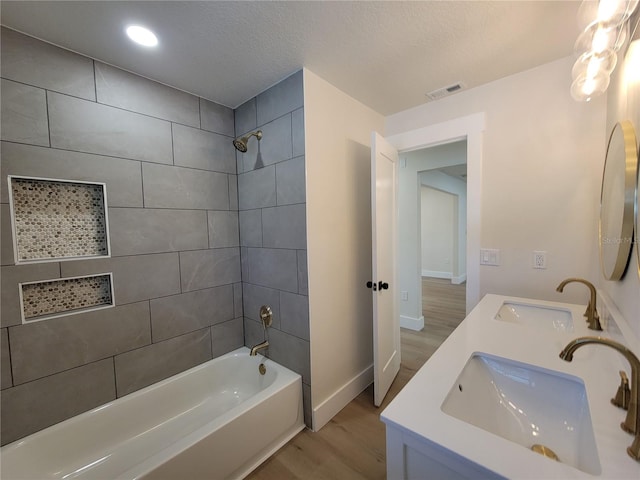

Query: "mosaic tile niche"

xmin=9 ymin=176 xmax=110 ymax=263
xmin=20 ymin=274 xmax=114 ymax=323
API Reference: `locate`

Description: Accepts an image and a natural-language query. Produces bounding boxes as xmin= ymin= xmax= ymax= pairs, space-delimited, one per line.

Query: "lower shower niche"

xmin=8 ymin=175 xmax=110 ymax=263
xmin=19 ymin=273 xmax=114 ymax=323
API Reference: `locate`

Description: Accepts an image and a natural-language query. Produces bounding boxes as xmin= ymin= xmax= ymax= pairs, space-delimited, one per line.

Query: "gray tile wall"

xmin=0 ymin=28 xmax=243 ymax=445
xmin=235 ymin=70 xmax=311 ymax=426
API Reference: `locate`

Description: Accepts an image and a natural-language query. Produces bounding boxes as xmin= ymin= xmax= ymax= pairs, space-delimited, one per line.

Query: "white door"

xmin=371 ymin=132 xmax=400 ymax=407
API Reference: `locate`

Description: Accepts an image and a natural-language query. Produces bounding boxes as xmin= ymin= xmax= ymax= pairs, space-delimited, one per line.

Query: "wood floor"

xmin=246 ymin=278 xmax=466 ymax=480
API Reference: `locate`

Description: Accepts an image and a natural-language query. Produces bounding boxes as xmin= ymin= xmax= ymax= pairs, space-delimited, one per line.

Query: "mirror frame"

xmin=636 ymin=140 xmax=640 ymax=278
xmin=599 ymin=120 xmax=638 ymax=281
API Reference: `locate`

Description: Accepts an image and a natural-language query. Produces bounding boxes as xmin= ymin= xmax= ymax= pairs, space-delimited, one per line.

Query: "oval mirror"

xmin=599 ymin=120 xmax=638 ymax=280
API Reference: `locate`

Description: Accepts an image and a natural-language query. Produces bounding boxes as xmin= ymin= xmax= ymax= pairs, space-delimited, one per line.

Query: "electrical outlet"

xmin=401 ymin=291 xmax=408 ymax=301
xmin=533 ymin=251 xmax=547 ymax=269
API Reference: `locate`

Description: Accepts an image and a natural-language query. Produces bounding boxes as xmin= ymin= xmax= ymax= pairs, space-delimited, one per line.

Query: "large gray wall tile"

xmin=173 ymin=124 xmax=236 ymax=173
xmin=238 ymin=166 xmax=276 ymax=210
xmin=242 ymin=283 xmax=281 ymax=330
xmin=292 ymin=108 xmax=305 ymax=157
xmin=10 ymin=302 xmax=151 ymax=385
xmin=256 ymin=70 xmax=303 ymax=125
xmin=1 ymin=359 xmax=115 ymax=446
xmin=109 ymin=208 xmax=208 ymax=256
xmin=245 ymin=248 xmax=298 ymax=293
xmin=208 ymin=210 xmax=239 ymax=248
xmin=234 ymin=98 xmax=256 ymax=136
xmin=243 ymin=317 xmax=264 ymax=348
xmin=233 ymin=282 xmax=243 ymax=318
xmin=262 ymin=204 xmax=307 ymax=249
xmin=211 ymin=318 xmax=244 ymax=357
xmin=114 ymin=329 xmax=212 ymax=396
xmin=179 ymin=248 xmax=241 ymax=292
xmin=280 ymin=292 xmax=310 ymax=341
xmin=142 ymin=163 xmax=229 ymax=210
xmin=0 ymin=142 xmax=143 ymax=207
xmin=268 ymin=328 xmax=310 ymax=384
xmin=1 ymin=204 xmax=15 ymax=266
xmin=239 ymin=210 xmax=262 ymax=247
xmin=200 ymin=99 xmax=234 ymax=137
xmin=61 ymin=253 xmax=180 ymax=305
xmin=276 ymin=156 xmax=306 ymax=206
xmin=1 ymin=27 xmax=95 ymax=101
xmin=297 ymin=250 xmax=309 ymax=295
xmin=255 ymin=114 xmax=292 ymax=167
xmin=1 ymin=79 xmax=49 ymax=146
xmin=1 ymin=329 xmax=12 ymax=390
xmin=48 ymin=92 xmax=173 ymax=164
xmin=228 ymin=175 xmax=239 ymax=211
xmin=1 ymin=263 xmax=60 ymax=328
xmin=150 ymin=285 xmax=234 ymax=342
xmin=95 ymin=62 xmax=199 ymax=127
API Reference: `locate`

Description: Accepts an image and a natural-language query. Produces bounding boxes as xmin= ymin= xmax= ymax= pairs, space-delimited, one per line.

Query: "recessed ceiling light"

xmin=126 ymin=25 xmax=158 ymax=47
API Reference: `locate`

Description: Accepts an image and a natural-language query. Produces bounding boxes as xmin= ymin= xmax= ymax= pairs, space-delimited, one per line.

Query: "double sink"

xmin=381 ymin=294 xmax=640 ymax=478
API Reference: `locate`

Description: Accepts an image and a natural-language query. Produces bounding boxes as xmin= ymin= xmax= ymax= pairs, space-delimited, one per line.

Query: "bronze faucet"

xmin=556 ymin=278 xmax=602 ymax=331
xmin=559 ymin=336 xmax=640 ymax=460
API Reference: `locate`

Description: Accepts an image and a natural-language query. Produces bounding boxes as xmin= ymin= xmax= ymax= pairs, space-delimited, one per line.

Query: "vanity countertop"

xmin=380 ymin=293 xmax=640 ymax=479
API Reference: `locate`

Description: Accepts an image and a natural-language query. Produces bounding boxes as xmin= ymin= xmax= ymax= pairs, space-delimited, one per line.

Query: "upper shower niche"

xmin=8 ymin=176 xmax=111 ymax=264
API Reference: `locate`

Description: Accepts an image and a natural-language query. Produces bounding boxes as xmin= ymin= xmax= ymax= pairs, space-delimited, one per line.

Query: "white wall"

xmin=421 ymin=186 xmax=455 ymax=277
xmin=387 ymin=56 xmax=607 ymax=306
xmin=303 ymin=68 xmax=385 ymax=430
xmin=601 ymin=25 xmax=640 ymax=342
xmin=420 ymin=169 xmax=467 ymax=283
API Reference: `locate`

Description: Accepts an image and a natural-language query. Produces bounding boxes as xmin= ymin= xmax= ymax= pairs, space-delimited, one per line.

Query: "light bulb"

xmin=572 ymin=50 xmax=618 ymax=79
xmin=575 ymin=21 xmax=628 ymax=53
xmin=570 ymin=70 xmax=610 ymax=101
xmin=578 ymin=0 xmax=639 ymax=29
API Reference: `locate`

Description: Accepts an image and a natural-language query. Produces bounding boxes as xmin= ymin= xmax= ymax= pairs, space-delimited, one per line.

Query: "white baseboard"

xmin=400 ymin=314 xmax=424 ymax=331
xmin=421 ymin=269 xmax=451 ymax=279
xmin=452 ymin=273 xmax=467 ymax=284
xmin=312 ymin=364 xmax=373 ymax=431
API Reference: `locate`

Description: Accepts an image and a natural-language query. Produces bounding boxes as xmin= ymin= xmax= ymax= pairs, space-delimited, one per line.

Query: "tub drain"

xmin=531 ymin=444 xmax=559 ymax=461
xmin=259 ymin=363 xmax=266 ymax=375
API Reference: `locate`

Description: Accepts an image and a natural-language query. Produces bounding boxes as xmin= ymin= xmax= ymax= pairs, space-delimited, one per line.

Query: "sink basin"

xmin=441 ymin=353 xmax=600 ymax=475
xmin=495 ymin=302 xmax=574 ymax=332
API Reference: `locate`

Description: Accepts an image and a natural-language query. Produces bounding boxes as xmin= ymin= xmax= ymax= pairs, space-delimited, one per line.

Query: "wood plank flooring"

xmin=246 ymin=278 xmax=466 ymax=480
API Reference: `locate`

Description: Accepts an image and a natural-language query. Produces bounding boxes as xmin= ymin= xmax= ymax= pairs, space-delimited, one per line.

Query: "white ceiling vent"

xmin=425 ymin=82 xmax=466 ymax=101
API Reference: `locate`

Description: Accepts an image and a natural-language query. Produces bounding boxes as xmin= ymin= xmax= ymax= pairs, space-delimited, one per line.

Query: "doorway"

xmin=385 ymin=112 xmax=484 ymax=376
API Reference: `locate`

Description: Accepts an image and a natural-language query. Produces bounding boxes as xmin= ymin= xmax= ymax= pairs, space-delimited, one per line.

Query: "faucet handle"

xmin=611 ymin=370 xmax=631 ymax=410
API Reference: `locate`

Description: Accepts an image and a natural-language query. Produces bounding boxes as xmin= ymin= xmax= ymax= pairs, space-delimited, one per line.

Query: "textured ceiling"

xmin=0 ymin=1 xmax=580 ymax=115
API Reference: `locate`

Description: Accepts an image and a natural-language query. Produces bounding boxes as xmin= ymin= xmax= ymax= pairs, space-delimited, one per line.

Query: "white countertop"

xmin=380 ymin=293 xmax=640 ymax=479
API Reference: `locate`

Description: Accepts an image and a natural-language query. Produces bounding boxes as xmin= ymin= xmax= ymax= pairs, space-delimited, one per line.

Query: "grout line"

xmin=112 ymin=356 xmax=119 ymax=398
xmin=44 ymin=90 xmax=52 ymax=147
xmin=170 ymin=123 xmax=175 ymax=165
xmin=92 ymin=60 xmax=98 ymax=103
xmin=140 ymin=161 xmax=145 ymax=208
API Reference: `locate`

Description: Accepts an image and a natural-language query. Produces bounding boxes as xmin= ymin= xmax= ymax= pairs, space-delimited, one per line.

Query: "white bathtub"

xmin=1 ymin=347 xmax=304 ymax=480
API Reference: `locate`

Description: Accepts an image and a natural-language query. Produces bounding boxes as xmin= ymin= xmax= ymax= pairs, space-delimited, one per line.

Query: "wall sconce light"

xmin=571 ymin=0 xmax=638 ymax=101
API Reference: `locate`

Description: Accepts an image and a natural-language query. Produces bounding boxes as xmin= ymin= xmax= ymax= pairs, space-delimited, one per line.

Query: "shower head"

xmin=232 ymin=130 xmax=262 ymax=152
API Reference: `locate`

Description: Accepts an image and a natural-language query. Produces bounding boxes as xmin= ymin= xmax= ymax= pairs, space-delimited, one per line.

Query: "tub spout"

xmin=250 ymin=341 xmax=269 ymax=356
xmin=560 ymin=336 xmax=640 ymax=460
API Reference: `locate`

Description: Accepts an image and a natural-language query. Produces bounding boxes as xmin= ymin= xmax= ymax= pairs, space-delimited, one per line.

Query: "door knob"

xmin=366 ymin=281 xmax=373 ymax=289
xmin=378 ymin=281 xmax=389 ymax=290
